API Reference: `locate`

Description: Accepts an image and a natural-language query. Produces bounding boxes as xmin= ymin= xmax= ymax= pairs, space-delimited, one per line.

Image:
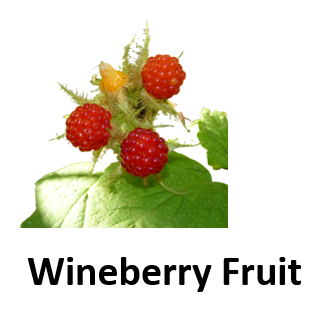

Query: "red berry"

xmin=66 ymin=103 xmax=112 ymax=152
xmin=141 ymin=54 xmax=186 ymax=100
xmin=120 ymin=128 xmax=169 ymax=178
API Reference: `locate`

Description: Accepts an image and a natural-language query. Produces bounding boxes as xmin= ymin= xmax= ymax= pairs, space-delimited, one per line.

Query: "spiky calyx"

xmin=57 ymin=23 xmax=195 ymax=169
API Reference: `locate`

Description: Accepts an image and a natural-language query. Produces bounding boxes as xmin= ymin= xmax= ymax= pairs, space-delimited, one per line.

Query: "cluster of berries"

xmin=66 ymin=105 xmax=169 ymax=177
xmin=65 ymin=54 xmax=183 ymax=176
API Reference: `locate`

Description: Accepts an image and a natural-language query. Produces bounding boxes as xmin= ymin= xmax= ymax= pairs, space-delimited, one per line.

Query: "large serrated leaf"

xmin=21 ymin=152 xmax=228 ymax=228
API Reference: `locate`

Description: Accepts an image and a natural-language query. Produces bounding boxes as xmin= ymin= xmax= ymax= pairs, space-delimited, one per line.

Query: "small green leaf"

xmin=197 ymin=108 xmax=228 ymax=170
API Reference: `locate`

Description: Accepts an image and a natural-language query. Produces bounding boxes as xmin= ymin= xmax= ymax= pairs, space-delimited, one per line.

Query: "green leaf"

xmin=21 ymin=152 xmax=228 ymax=228
xmin=197 ymin=108 xmax=228 ymax=170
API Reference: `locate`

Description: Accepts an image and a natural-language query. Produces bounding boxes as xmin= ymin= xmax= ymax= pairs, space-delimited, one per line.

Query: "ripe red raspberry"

xmin=141 ymin=54 xmax=186 ymax=100
xmin=65 ymin=103 xmax=112 ymax=152
xmin=120 ymin=128 xmax=169 ymax=178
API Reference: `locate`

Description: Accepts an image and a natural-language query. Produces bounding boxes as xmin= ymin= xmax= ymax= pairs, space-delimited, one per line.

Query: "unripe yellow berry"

xmin=99 ymin=61 xmax=128 ymax=92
